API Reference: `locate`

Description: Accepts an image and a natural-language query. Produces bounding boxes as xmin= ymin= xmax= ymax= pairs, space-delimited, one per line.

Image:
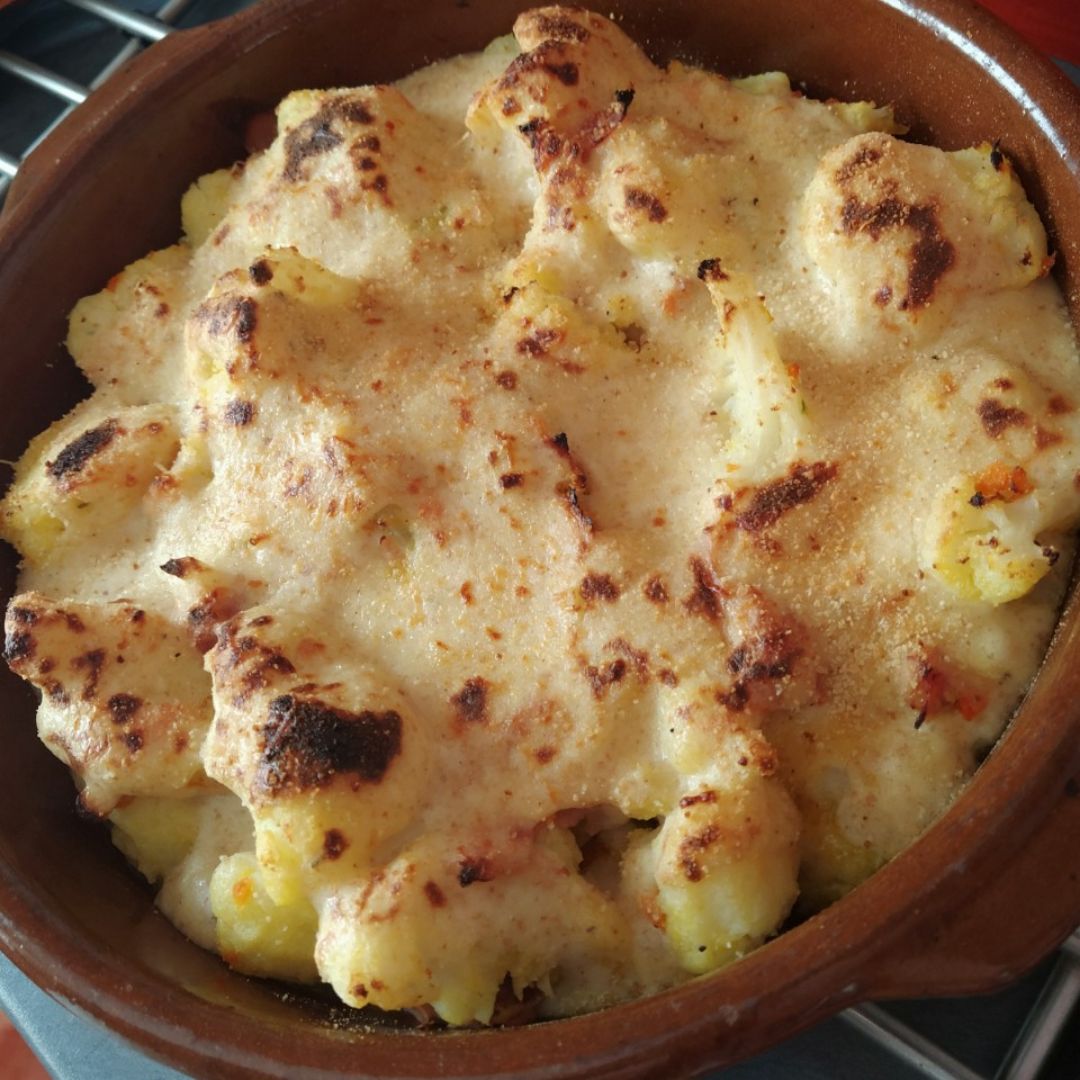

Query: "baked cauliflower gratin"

xmin=3 ymin=6 xmax=1080 ymax=1025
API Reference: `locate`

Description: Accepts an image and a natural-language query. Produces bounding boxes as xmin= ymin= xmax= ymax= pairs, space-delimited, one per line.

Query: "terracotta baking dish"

xmin=1 ymin=0 xmax=1079 ymax=1076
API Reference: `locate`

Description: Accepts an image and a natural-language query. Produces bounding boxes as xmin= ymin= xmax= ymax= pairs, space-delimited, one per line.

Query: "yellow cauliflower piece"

xmin=922 ymin=473 xmax=1058 ymax=604
xmin=1 ymin=402 xmax=180 ymax=566
xmin=181 ymin=166 xmax=242 ymax=247
xmin=210 ymin=851 xmax=319 ymax=982
xmin=110 ymin=795 xmax=205 ymax=882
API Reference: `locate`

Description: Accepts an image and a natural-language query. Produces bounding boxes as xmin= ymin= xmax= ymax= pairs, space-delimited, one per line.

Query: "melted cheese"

xmin=3 ymin=5 xmax=1080 ymax=1024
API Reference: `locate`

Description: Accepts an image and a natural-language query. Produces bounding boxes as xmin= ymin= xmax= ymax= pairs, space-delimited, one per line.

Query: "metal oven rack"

xmin=0 ymin=2 xmax=1078 ymax=1077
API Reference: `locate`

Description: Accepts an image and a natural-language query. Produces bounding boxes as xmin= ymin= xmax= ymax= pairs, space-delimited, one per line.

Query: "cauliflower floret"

xmin=201 ymin=605 xmax=430 ymax=906
xmin=210 ymin=850 xmax=319 ymax=982
xmin=622 ymin=686 xmax=801 ymax=975
xmin=921 ymin=471 xmax=1060 ymax=605
xmin=3 ymin=594 xmax=212 ymax=813
xmin=1 ymin=402 xmax=180 ymax=566
xmin=801 ymin=132 xmax=1048 ymax=336
xmin=316 ymin=826 xmax=626 ymax=1025
xmin=67 ymin=244 xmax=194 ymax=404
xmin=697 ymin=261 xmax=810 ymax=482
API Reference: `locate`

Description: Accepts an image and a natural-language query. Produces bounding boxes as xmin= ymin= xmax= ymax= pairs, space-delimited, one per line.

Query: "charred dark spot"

xmin=44 ymin=679 xmax=69 ymax=703
xmin=549 ymin=432 xmax=570 ymax=455
xmin=198 ymin=295 xmax=257 ymax=343
xmin=495 ymin=370 xmax=518 ymax=390
xmin=679 ymin=824 xmax=720 ymax=882
xmin=978 ymin=398 xmax=1028 ymax=438
xmin=248 ymin=259 xmax=274 ymax=286
xmin=107 ymin=693 xmax=142 ymax=725
xmin=46 ymin=420 xmax=119 ymax=480
xmin=1048 ymin=395 xmax=1073 ymax=415
xmin=9 ymin=606 xmax=37 ymax=626
xmin=545 ymin=61 xmax=579 ymax=85
xmin=123 ymin=729 xmax=144 ymax=753
xmin=160 ymin=556 xmax=204 ymax=579
xmin=723 ymin=624 xmax=803 ymax=711
xmin=585 ymin=658 xmax=627 ymax=698
xmin=734 ymin=461 xmax=838 ymax=533
xmin=679 ymin=790 xmax=716 ymax=809
xmin=684 ymin=556 xmax=724 ymax=621
xmin=423 ymin=880 xmax=447 ymax=908
xmin=624 ymin=187 xmax=667 ymax=223
xmin=607 ymin=637 xmax=649 ymax=677
xmin=323 ymin=828 xmax=349 ymax=860
xmin=840 ymin=194 xmax=907 ymax=238
xmin=727 ymin=632 xmax=799 ymax=681
xmin=581 ymin=573 xmax=620 ymax=603
xmin=874 ymin=284 xmax=892 ymax=306
xmin=534 ymin=745 xmax=557 ymax=764
xmin=840 ymin=196 xmax=955 ymax=310
xmin=614 ymin=87 xmax=635 ymax=110
xmin=902 ymin=205 xmax=956 ymax=309
xmin=224 ymin=399 xmax=255 ymax=426
xmin=658 ymin=668 xmax=678 ymax=686
xmin=73 ymin=648 xmax=106 ymax=700
xmin=257 ymin=695 xmax=401 ymax=793
xmin=562 ymin=485 xmax=593 ymax=537
xmin=1035 ymin=426 xmax=1063 ymax=450
xmin=697 ymin=258 xmax=728 ymax=283
xmin=990 ymin=141 xmax=1005 ymax=171
xmin=357 ymin=156 xmax=377 ymax=171
xmin=500 ymin=472 xmax=524 ymax=489
xmin=3 ymin=629 xmax=33 ymax=663
xmin=283 ymin=98 xmax=373 ymax=182
xmin=451 ymin=677 xmax=490 ymax=723
xmin=834 ymin=143 xmax=883 ymax=184
xmin=717 ymin=682 xmax=749 ymax=713
xmin=969 ymin=491 xmax=987 ymax=507
xmin=63 ymin=611 xmax=85 ymax=632
xmin=458 ymin=855 xmax=494 ymax=886
xmin=517 ymin=117 xmax=563 ymax=172
xmin=535 ymin=12 xmax=590 ymax=41
xmin=517 ymin=327 xmax=561 ymax=357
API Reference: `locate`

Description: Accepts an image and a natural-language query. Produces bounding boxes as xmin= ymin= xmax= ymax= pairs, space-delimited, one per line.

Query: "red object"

xmin=976 ymin=0 xmax=1080 ymax=65
xmin=0 ymin=1017 xmax=49 ymax=1080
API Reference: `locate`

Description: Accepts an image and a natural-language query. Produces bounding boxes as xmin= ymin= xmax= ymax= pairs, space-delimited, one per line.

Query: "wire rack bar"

xmin=0 ymin=49 xmax=88 ymax=104
xmin=63 ymin=0 xmax=174 ymax=42
xmin=997 ymin=941 xmax=1080 ymax=1080
xmin=0 ymin=0 xmax=195 ymax=205
xmin=842 ymin=1004 xmax=986 ymax=1080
